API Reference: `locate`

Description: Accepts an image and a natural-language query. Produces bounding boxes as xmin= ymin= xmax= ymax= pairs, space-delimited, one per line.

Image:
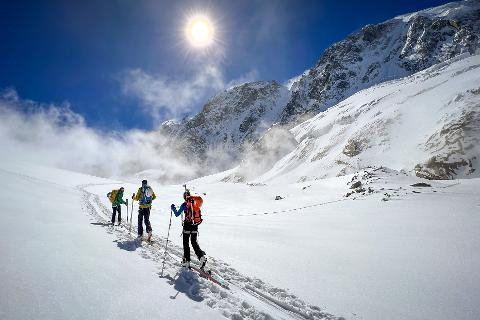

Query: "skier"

xmin=133 ymin=180 xmax=156 ymax=241
xmin=107 ymin=187 xmax=127 ymax=225
xmin=171 ymin=189 xmax=207 ymax=269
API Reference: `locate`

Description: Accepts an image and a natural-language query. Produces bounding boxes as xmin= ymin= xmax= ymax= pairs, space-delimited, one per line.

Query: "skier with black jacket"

xmin=171 ymin=189 xmax=207 ymax=269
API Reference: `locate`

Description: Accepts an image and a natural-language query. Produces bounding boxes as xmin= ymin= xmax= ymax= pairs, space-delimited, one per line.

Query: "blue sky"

xmin=1 ymin=0 xmax=452 ymax=130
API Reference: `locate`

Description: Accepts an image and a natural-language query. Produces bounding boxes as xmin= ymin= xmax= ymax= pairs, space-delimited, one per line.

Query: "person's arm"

xmin=133 ymin=188 xmax=141 ymax=201
xmin=171 ymin=202 xmax=186 ymax=217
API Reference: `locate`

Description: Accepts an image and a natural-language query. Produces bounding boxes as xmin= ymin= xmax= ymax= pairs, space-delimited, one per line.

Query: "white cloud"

xmin=121 ymin=65 xmax=226 ymax=123
xmin=121 ymin=65 xmax=260 ymax=123
xmin=225 ymin=69 xmax=260 ymax=90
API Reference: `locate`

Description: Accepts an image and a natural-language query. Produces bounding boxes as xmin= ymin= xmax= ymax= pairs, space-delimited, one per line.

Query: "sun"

xmin=185 ymin=14 xmax=215 ymax=48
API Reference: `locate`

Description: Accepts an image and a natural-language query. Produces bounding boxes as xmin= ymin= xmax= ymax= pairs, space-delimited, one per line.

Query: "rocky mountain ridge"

xmin=281 ymin=0 xmax=480 ymax=124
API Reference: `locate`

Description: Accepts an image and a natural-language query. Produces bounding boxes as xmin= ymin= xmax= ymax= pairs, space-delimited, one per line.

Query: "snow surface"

xmin=1 ymin=159 xmax=479 ymax=320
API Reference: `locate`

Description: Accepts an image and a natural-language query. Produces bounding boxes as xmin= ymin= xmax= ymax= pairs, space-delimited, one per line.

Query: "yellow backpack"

xmin=107 ymin=190 xmax=119 ymax=203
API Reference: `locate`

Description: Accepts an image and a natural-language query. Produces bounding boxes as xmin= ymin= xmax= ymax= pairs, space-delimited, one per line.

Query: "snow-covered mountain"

xmin=282 ymin=0 xmax=480 ymax=124
xmin=227 ymin=53 xmax=480 ymax=183
xmin=160 ymin=81 xmax=290 ymax=172
xmin=161 ymin=0 xmax=480 ymax=177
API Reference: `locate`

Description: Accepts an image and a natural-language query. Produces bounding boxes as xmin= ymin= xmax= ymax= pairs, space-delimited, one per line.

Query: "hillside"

xmin=222 ymin=53 xmax=480 ymax=183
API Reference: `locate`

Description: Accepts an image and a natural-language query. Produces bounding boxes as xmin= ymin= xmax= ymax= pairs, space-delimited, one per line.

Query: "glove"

xmin=171 ymin=204 xmax=176 ymax=211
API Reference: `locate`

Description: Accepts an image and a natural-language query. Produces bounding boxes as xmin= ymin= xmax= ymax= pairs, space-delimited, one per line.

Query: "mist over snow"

xmin=0 ymin=89 xmax=198 ymax=184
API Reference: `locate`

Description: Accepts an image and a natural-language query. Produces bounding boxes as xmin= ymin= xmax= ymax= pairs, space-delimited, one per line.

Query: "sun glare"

xmin=185 ymin=14 xmax=215 ymax=48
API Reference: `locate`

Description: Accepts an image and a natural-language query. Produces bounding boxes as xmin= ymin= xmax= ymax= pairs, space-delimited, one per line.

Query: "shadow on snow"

xmin=159 ymin=269 xmax=203 ymax=302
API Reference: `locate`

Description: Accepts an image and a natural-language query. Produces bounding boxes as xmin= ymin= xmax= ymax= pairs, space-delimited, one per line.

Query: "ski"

xmin=189 ymin=266 xmax=229 ymax=289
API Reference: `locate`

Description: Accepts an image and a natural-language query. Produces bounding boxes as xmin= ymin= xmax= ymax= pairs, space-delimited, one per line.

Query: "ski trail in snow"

xmin=211 ymin=199 xmax=348 ymax=218
xmin=78 ymin=183 xmax=344 ymax=320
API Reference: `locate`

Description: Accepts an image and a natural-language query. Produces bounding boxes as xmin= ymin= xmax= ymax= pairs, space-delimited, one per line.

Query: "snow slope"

xmin=233 ymin=53 xmax=480 ymax=184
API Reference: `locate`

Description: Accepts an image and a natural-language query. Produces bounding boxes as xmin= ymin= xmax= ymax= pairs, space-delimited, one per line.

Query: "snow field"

xmin=1 ymin=154 xmax=480 ymax=320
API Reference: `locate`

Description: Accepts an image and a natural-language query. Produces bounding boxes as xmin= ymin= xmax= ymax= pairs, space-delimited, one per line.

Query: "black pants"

xmin=183 ymin=223 xmax=205 ymax=262
xmin=138 ymin=207 xmax=152 ymax=236
xmin=111 ymin=206 xmax=121 ymax=224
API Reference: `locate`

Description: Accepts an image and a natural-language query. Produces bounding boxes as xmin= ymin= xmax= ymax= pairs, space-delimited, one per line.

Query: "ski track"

xmin=78 ymin=183 xmax=343 ymax=320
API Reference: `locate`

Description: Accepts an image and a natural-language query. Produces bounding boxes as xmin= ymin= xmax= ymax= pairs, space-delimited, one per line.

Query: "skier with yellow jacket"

xmin=133 ymin=179 xmax=156 ymax=241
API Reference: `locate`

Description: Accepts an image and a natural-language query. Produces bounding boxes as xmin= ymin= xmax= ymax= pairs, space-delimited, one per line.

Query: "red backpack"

xmin=185 ymin=196 xmax=203 ymax=225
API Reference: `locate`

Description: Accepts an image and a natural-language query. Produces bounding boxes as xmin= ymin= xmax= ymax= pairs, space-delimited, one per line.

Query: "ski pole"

xmin=129 ymin=193 xmax=134 ymax=233
xmin=126 ymin=198 xmax=129 ymax=223
xmin=160 ymin=208 xmax=173 ymax=277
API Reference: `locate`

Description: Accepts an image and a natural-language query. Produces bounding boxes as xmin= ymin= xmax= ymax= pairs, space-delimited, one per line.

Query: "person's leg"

xmin=137 ymin=208 xmax=144 ymax=236
xmin=183 ymin=232 xmax=191 ymax=262
xmin=117 ymin=205 xmax=122 ymax=224
xmin=111 ymin=207 xmax=116 ymax=224
xmin=144 ymin=208 xmax=152 ymax=233
xmin=190 ymin=232 xmax=205 ymax=259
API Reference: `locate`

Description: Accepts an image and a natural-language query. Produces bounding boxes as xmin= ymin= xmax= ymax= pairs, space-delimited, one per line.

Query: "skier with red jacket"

xmin=171 ymin=189 xmax=207 ymax=269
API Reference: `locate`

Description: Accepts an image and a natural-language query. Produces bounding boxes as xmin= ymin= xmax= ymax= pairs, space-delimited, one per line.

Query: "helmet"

xmin=142 ymin=180 xmax=147 ymax=186
xmin=183 ymin=189 xmax=190 ymax=199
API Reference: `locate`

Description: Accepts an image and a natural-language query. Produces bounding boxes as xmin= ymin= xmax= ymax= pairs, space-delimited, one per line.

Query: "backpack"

xmin=185 ymin=196 xmax=203 ymax=225
xmin=107 ymin=190 xmax=118 ymax=203
xmin=139 ymin=186 xmax=153 ymax=205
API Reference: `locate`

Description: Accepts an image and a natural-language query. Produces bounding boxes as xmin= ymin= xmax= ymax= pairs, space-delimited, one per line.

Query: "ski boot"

xmin=182 ymin=258 xmax=191 ymax=269
xmin=147 ymin=231 xmax=152 ymax=242
xmin=199 ymin=255 xmax=207 ymax=270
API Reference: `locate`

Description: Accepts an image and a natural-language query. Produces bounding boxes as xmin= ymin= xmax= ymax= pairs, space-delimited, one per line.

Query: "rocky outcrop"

xmin=415 ymin=89 xmax=480 ymax=179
